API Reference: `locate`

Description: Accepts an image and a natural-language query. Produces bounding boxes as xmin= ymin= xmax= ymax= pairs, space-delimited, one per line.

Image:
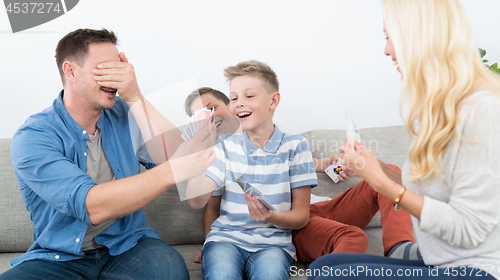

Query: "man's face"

xmin=190 ymin=94 xmax=240 ymax=135
xmin=74 ymin=43 xmax=120 ymax=111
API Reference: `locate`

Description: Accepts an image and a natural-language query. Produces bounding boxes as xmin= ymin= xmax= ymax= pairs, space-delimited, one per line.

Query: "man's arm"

xmin=11 ymin=125 xmax=214 ymax=225
xmin=93 ymin=53 xmax=183 ymax=164
xmin=186 ymin=175 xmax=218 ymax=210
xmin=87 ymin=127 xmax=215 ymax=225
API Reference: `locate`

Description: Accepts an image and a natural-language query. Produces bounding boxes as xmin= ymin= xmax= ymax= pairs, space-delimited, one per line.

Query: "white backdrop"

xmin=1 ymin=0 xmax=499 ymax=138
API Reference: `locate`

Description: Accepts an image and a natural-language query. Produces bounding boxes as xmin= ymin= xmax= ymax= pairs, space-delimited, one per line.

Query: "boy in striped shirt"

xmin=186 ymin=60 xmax=317 ymax=280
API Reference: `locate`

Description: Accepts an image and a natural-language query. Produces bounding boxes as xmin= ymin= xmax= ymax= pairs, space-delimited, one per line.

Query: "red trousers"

xmin=292 ymin=165 xmax=415 ymax=263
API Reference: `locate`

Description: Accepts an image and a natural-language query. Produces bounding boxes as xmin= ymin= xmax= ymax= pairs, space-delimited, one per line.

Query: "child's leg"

xmin=308 ymin=164 xmax=414 ymax=256
xmin=244 ymin=247 xmax=293 ymax=280
xmin=201 ymin=242 xmax=246 ymax=280
xmin=292 ymin=215 xmax=368 ymax=263
xmin=373 ymin=164 xmax=415 ymax=256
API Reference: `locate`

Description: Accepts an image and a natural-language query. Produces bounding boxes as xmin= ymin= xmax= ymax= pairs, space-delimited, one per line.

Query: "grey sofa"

xmin=0 ymin=125 xmax=412 ymax=279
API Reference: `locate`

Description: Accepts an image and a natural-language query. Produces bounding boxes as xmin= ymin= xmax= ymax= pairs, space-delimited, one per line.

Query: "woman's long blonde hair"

xmin=383 ymin=0 xmax=500 ymax=182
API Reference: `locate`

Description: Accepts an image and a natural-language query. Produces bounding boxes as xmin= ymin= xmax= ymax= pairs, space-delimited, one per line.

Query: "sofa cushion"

xmin=0 ymin=139 xmax=33 ymax=253
xmin=143 ymin=183 xmax=206 ymax=245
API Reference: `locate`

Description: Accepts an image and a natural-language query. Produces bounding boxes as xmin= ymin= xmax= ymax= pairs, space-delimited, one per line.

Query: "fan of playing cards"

xmin=236 ymin=178 xmax=276 ymax=211
xmin=181 ymin=107 xmax=214 ymax=141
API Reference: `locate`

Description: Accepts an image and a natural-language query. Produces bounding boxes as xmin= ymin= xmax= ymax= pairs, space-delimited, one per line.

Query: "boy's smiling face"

xmin=229 ymin=75 xmax=279 ymax=137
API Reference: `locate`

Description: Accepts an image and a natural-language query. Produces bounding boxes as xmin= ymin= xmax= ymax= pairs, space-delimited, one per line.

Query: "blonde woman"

xmin=308 ymin=0 xmax=500 ymax=279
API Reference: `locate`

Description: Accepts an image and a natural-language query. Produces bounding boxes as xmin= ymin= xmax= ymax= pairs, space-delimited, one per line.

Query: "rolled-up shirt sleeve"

xmin=11 ymin=123 xmax=95 ymax=226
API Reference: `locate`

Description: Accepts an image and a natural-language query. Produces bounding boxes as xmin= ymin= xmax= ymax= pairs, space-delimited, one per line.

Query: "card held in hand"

xmin=181 ymin=107 xmax=214 ymax=141
xmin=345 ymin=110 xmax=361 ymax=149
xmin=325 ymin=157 xmax=343 ymax=183
xmin=236 ymin=178 xmax=276 ymax=211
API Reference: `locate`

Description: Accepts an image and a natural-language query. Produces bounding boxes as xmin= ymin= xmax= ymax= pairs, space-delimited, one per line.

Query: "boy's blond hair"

xmin=223 ymin=60 xmax=279 ymax=94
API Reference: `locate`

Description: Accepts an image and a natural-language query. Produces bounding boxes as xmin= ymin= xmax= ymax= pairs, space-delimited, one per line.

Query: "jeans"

xmin=307 ymin=253 xmax=495 ymax=280
xmin=201 ymin=241 xmax=294 ymax=280
xmin=0 ymin=237 xmax=189 ymax=280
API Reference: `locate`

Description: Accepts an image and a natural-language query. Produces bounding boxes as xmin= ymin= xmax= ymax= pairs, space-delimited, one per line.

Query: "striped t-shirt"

xmin=205 ymin=126 xmax=318 ymax=260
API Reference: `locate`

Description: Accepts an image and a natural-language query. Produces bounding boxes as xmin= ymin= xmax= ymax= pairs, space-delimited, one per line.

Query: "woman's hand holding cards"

xmin=341 ymin=134 xmax=387 ymax=193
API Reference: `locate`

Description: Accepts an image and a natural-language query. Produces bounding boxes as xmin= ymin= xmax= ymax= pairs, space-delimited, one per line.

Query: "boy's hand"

xmin=245 ymin=193 xmax=273 ymax=222
xmin=314 ymin=154 xmax=339 ymax=172
xmin=336 ymin=170 xmax=351 ymax=182
xmin=193 ymin=250 xmax=202 ymax=263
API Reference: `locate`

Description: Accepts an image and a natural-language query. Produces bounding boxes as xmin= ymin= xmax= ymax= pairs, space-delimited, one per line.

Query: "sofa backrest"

xmin=0 ymin=139 xmax=34 ymax=253
xmin=0 ymin=125 xmax=412 ymax=251
xmin=143 ymin=125 xmax=413 ymax=243
xmin=301 ymin=125 xmax=412 ymax=199
xmin=300 ymin=125 xmax=412 ymax=228
xmin=143 ymin=183 xmax=206 ymax=245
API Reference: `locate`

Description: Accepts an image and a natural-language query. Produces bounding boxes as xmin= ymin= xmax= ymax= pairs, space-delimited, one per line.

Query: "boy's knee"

xmin=329 ymin=225 xmax=368 ymax=254
xmin=345 ymin=225 xmax=368 ymax=243
xmin=386 ymin=163 xmax=401 ymax=172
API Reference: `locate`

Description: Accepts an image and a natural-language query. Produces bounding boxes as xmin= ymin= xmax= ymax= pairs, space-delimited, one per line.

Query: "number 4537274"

xmin=6 ymin=3 xmax=62 ymax=14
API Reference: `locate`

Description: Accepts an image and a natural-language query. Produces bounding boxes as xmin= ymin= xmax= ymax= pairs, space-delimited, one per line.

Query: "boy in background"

xmin=186 ymin=61 xmax=317 ymax=280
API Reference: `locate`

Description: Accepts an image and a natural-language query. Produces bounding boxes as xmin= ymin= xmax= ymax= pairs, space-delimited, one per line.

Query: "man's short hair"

xmin=55 ymin=28 xmax=117 ymax=84
xmin=223 ymin=60 xmax=279 ymax=94
xmin=184 ymin=87 xmax=230 ymax=117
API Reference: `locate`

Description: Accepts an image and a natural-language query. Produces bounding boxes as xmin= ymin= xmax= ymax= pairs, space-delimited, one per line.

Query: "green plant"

xmin=479 ymin=48 xmax=500 ymax=74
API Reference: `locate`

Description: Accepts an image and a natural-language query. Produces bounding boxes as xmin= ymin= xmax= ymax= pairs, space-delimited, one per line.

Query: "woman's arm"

xmin=379 ymin=159 xmax=402 ymax=185
xmin=342 ymin=138 xmax=424 ymax=220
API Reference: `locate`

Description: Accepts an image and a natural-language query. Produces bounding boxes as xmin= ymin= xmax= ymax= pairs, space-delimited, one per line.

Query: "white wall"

xmin=1 ymin=0 xmax=499 ymax=138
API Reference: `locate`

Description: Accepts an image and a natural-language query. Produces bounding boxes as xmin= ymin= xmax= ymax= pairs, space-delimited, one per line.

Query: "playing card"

xmin=188 ymin=121 xmax=197 ymax=137
xmin=346 ymin=111 xmax=361 ymax=149
xmin=325 ymin=164 xmax=343 ymax=183
xmin=181 ymin=129 xmax=190 ymax=141
xmin=325 ymin=157 xmax=343 ymax=183
xmin=236 ymin=178 xmax=276 ymax=211
xmin=189 ymin=107 xmax=212 ymax=133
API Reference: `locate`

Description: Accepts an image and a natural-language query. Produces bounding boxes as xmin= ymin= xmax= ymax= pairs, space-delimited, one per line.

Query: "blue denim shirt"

xmin=10 ymin=91 xmax=159 ymax=267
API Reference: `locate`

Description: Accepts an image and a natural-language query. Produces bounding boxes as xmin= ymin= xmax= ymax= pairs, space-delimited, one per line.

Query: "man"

xmin=0 ymin=28 xmax=215 ymax=280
